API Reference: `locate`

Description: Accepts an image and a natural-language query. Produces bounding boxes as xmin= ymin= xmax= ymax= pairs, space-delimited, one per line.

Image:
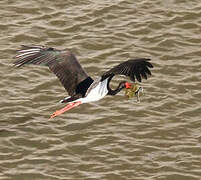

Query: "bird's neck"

xmin=107 ymin=80 xmax=125 ymax=96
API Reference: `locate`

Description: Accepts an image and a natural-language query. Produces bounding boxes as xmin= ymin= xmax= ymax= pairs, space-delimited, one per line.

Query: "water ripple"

xmin=0 ymin=0 xmax=201 ymax=179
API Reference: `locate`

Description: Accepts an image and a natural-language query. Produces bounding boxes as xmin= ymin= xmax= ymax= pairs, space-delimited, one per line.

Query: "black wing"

xmin=13 ymin=45 xmax=89 ymax=96
xmin=101 ymin=58 xmax=153 ymax=82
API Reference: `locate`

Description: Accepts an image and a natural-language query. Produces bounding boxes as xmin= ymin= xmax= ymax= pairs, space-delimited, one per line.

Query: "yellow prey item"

xmin=125 ymin=83 xmax=143 ymax=102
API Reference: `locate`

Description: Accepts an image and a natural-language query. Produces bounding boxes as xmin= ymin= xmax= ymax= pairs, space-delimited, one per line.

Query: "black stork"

xmin=13 ymin=45 xmax=153 ymax=118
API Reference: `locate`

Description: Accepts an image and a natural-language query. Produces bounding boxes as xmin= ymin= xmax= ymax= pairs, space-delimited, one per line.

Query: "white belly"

xmin=78 ymin=78 xmax=109 ymax=104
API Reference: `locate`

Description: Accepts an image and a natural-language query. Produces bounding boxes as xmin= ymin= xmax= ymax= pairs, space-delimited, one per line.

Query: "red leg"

xmin=50 ymin=101 xmax=82 ymax=119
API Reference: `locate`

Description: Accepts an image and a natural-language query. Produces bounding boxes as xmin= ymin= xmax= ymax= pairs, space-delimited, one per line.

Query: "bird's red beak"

xmin=125 ymin=82 xmax=132 ymax=89
xmin=50 ymin=101 xmax=81 ymax=119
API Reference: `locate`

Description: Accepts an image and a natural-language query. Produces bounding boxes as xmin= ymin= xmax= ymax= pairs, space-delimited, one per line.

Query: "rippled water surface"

xmin=1 ymin=0 xmax=201 ymax=179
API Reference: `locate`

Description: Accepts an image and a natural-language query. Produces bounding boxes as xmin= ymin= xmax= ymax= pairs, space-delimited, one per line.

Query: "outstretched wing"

xmin=101 ymin=58 xmax=153 ymax=82
xmin=13 ymin=45 xmax=89 ymax=96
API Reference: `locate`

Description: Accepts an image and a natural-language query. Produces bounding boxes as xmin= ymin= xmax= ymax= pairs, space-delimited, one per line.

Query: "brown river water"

xmin=0 ymin=0 xmax=201 ymax=179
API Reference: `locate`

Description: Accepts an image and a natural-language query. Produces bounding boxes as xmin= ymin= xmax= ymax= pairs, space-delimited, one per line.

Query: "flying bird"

xmin=13 ymin=45 xmax=153 ymax=118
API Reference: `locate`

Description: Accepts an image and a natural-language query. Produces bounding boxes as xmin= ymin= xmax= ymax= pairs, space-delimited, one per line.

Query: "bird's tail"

xmin=60 ymin=96 xmax=71 ymax=103
xmin=60 ymin=94 xmax=82 ymax=103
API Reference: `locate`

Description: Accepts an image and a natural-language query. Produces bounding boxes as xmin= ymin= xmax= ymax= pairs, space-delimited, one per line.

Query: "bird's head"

xmin=124 ymin=82 xmax=132 ymax=89
xmin=118 ymin=81 xmax=132 ymax=90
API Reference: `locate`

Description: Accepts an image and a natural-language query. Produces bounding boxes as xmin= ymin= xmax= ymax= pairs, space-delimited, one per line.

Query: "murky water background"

xmin=0 ymin=0 xmax=201 ymax=179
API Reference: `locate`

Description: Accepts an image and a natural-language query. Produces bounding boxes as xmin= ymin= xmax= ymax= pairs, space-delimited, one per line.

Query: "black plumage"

xmin=101 ymin=58 xmax=153 ymax=82
xmin=14 ymin=45 xmax=91 ymax=97
xmin=14 ymin=45 xmax=153 ymax=100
